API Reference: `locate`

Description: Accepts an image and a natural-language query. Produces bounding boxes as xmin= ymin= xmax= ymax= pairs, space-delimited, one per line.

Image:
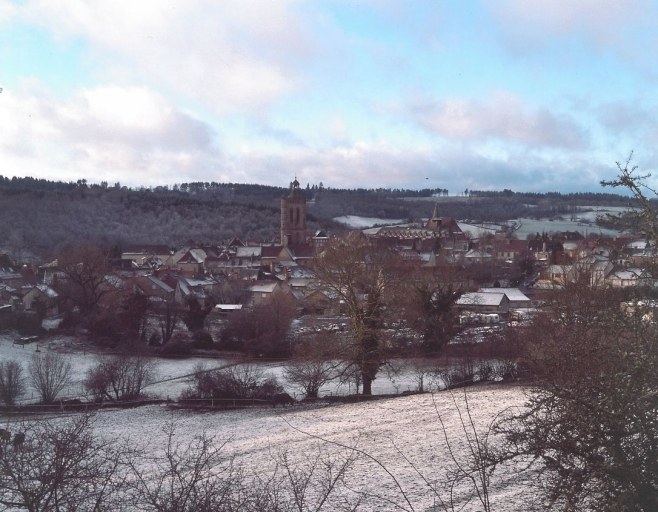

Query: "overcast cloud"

xmin=2 ymin=1 xmax=658 ymax=192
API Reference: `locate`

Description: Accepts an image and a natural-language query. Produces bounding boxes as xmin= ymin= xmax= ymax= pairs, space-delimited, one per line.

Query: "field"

xmin=74 ymin=385 xmax=529 ymax=511
xmin=0 ymin=333 xmax=532 ymax=511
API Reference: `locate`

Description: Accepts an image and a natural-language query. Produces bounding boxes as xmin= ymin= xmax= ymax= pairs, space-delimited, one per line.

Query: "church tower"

xmin=425 ymin=203 xmax=442 ymax=231
xmin=280 ymin=178 xmax=307 ymax=247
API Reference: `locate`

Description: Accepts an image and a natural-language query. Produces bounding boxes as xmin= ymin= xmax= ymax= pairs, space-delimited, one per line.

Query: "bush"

xmin=84 ymin=356 xmax=156 ymax=402
xmin=157 ymin=341 xmax=192 ymax=358
xmin=191 ymin=330 xmax=214 ymax=349
xmin=29 ymin=352 xmax=71 ymax=404
xmin=0 ymin=360 xmax=24 ymax=406
xmin=183 ymin=364 xmax=283 ymax=402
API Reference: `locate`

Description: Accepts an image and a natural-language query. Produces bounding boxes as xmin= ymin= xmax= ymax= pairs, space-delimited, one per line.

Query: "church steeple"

xmin=426 ymin=202 xmax=442 ymax=231
xmin=281 ymin=177 xmax=307 ymax=247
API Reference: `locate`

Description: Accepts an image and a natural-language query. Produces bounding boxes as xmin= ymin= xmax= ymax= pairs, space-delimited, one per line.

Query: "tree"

xmin=84 ymin=355 xmax=156 ymax=402
xmin=52 ymin=244 xmax=114 ymax=319
xmin=600 ymin=153 xmax=658 ymax=241
xmin=0 ymin=415 xmax=130 ymax=511
xmin=28 ymin=352 xmax=71 ymax=404
xmin=118 ymin=290 xmax=149 ymax=341
xmin=222 ymin=290 xmax=297 ymax=357
xmin=127 ymin=423 xmax=240 ymax=512
xmin=0 ymin=361 xmax=24 ymax=406
xmin=493 ymin=266 xmax=658 ymax=510
xmin=483 ymin=159 xmax=658 ymax=510
xmin=284 ymin=335 xmax=343 ymax=399
xmin=402 ymin=268 xmax=463 ymax=354
xmin=312 ymin=232 xmax=404 ymax=395
xmin=157 ymin=301 xmax=180 ymax=345
xmin=182 ymin=296 xmax=215 ymax=332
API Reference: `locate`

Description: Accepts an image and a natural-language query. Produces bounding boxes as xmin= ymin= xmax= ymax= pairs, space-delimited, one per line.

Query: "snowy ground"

xmin=333 ymin=215 xmax=406 ymax=228
xmin=0 ymin=333 xmax=438 ymax=403
xmin=0 ymin=332 xmax=533 ymax=510
xmin=11 ymin=385 xmax=530 ymax=511
xmin=103 ymin=386 xmax=530 ymax=511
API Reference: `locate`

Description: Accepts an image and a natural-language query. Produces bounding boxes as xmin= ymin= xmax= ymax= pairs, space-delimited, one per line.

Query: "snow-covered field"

xmin=0 ymin=333 xmax=438 ymax=402
xmin=0 ymin=332 xmax=532 ymax=510
xmin=335 ymin=206 xmax=630 ymax=240
xmin=333 ymin=215 xmax=406 ymax=228
xmin=80 ymin=386 xmax=529 ymax=511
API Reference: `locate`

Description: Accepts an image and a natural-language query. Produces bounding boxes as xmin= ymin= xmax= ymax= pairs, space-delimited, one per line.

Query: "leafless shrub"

xmin=84 ymin=355 xmax=156 ymax=402
xmin=0 ymin=414 xmax=131 ymax=511
xmin=127 ymin=422 xmax=240 ymax=512
xmin=284 ymin=337 xmax=342 ymax=399
xmin=183 ymin=363 xmax=283 ymax=402
xmin=28 ymin=351 xmax=71 ymax=404
xmin=0 ymin=360 xmax=24 ymax=406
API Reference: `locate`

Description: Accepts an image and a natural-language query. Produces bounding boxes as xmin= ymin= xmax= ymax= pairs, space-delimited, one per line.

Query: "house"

xmin=21 ymin=284 xmax=59 ymax=317
xmin=478 ymin=288 xmax=531 ymax=309
xmin=248 ymin=280 xmax=294 ymax=307
xmin=174 ymin=248 xmax=207 ymax=276
xmin=0 ymin=284 xmax=19 ymax=308
xmin=260 ymin=245 xmax=291 ymax=271
xmin=493 ymin=239 xmax=528 ymax=263
xmin=0 ymin=268 xmax=25 ymax=288
xmin=121 ymin=245 xmax=172 ymax=269
xmin=131 ymin=275 xmax=175 ymax=304
xmin=226 ymin=246 xmax=262 ymax=272
xmin=456 ymin=291 xmax=510 ymax=314
xmin=463 ymin=249 xmax=493 ymax=264
xmin=606 ymin=267 xmax=654 ymax=288
xmin=175 ymin=276 xmax=222 ymax=306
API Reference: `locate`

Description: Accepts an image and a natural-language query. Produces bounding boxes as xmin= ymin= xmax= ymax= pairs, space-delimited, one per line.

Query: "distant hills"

xmin=0 ymin=175 xmax=635 ymax=259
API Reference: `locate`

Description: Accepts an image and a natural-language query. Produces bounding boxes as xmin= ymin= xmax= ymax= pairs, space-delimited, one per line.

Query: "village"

xmin=0 ymin=179 xmax=653 ymax=347
xmin=0 ymin=179 xmax=654 ymax=511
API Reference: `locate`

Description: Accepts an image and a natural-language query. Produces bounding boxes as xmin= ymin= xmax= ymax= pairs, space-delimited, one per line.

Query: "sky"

xmin=2 ymin=0 xmax=658 ymax=193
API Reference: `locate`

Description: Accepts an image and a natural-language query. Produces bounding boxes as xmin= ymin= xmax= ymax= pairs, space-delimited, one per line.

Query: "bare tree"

xmin=284 ymin=336 xmax=343 ymax=399
xmin=128 ymin=422 xmax=240 ymax=512
xmin=52 ymin=244 xmax=114 ymax=318
xmin=0 ymin=361 xmax=24 ymax=406
xmin=157 ymin=301 xmax=180 ymax=345
xmin=312 ymin=232 xmax=405 ymax=395
xmin=0 ymin=414 xmax=131 ymax=511
xmin=84 ymin=355 xmax=156 ymax=402
xmin=28 ymin=352 xmax=72 ymax=404
xmin=493 ymin=282 xmax=658 ymax=510
xmin=222 ymin=290 xmax=297 ymax=357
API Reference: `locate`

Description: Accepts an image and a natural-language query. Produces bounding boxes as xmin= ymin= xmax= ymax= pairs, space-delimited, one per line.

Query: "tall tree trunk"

xmin=362 ymin=375 xmax=373 ymax=395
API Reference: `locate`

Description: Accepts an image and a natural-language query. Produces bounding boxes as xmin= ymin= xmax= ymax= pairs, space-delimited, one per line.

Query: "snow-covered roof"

xmin=608 ymin=268 xmax=646 ymax=280
xmin=146 ymin=276 xmax=174 ymax=293
xmin=456 ymin=292 xmax=506 ymax=307
xmin=464 ymin=249 xmax=492 ymax=259
xmin=250 ymin=282 xmax=279 ymax=293
xmin=236 ymin=246 xmax=262 ymax=258
xmin=35 ymin=284 xmax=58 ymax=298
xmin=478 ymin=288 xmax=529 ymax=302
xmin=183 ymin=277 xmax=217 ymax=288
xmin=215 ymin=304 xmax=243 ymax=311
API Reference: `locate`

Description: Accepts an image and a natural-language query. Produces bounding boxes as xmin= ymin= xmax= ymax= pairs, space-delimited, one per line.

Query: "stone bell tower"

xmin=280 ymin=178 xmax=307 ymax=247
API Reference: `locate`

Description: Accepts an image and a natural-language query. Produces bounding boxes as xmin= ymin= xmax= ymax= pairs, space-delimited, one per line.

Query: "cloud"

xmin=405 ymin=92 xmax=588 ymax=149
xmin=230 ymin=141 xmax=606 ymax=193
xmin=15 ymin=0 xmax=318 ymax=113
xmin=486 ymin=0 xmax=658 ymax=68
xmin=0 ymin=84 xmax=221 ymax=185
xmin=488 ymin=0 xmax=649 ymax=43
xmin=594 ymin=100 xmax=655 ymax=135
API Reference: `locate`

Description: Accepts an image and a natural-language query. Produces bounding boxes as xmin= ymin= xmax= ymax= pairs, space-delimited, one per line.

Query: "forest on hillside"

xmin=0 ymin=176 xmax=636 ymax=260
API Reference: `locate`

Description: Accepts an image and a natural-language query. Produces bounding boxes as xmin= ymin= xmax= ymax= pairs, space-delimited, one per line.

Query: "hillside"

xmin=0 ymin=176 xmax=634 ymax=259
